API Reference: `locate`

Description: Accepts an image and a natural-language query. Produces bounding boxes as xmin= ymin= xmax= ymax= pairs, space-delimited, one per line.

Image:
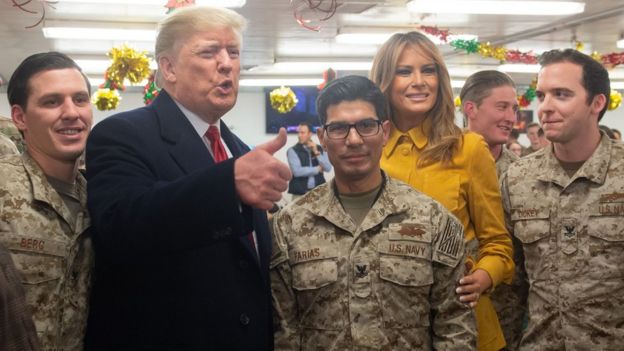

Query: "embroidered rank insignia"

xmin=355 ymin=264 xmax=368 ymax=279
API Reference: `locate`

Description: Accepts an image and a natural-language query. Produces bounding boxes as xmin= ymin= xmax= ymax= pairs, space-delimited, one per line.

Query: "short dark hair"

xmin=7 ymin=52 xmax=90 ymax=110
xmin=316 ymin=75 xmax=387 ymax=125
xmin=539 ymin=48 xmax=610 ymax=121
xmin=460 ymin=70 xmax=516 ymax=114
xmin=298 ymin=122 xmax=313 ymax=132
xmin=527 ymin=122 xmax=540 ymax=130
xmin=510 ymin=128 xmax=520 ymax=139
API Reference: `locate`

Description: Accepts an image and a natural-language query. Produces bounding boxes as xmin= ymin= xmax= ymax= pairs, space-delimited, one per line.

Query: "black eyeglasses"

xmin=323 ymin=119 xmax=382 ymax=139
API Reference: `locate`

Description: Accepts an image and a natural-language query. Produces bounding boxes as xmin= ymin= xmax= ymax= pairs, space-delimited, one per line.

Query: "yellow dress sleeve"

xmin=465 ymin=134 xmax=514 ymax=286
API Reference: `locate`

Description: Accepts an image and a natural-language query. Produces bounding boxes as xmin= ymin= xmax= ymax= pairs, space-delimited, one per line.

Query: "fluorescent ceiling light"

xmin=617 ymin=39 xmax=624 ymax=49
xmin=272 ymin=61 xmax=372 ymax=73
xmin=240 ymin=78 xmax=323 ymax=87
xmin=608 ymin=69 xmax=624 ymax=80
xmin=406 ymin=0 xmax=585 ymax=16
xmin=611 ymin=81 xmax=624 ymax=90
xmin=56 ymin=0 xmax=246 ymax=7
xmin=43 ymin=27 xmax=156 ymax=41
xmin=498 ymin=64 xmax=540 ymax=74
xmin=75 ymin=59 xmax=157 ymax=74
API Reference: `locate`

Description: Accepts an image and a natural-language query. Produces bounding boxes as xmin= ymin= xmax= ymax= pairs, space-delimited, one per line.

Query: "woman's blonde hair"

xmin=370 ymin=31 xmax=461 ymax=166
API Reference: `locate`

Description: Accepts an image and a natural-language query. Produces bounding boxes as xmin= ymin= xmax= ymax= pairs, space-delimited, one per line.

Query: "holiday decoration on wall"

xmin=270 ymin=86 xmax=299 ymax=113
xmin=165 ymin=0 xmax=195 ymax=13
xmin=609 ymin=90 xmax=622 ymax=111
xmin=93 ymin=44 xmax=152 ymax=111
xmin=143 ymin=73 xmax=161 ymax=105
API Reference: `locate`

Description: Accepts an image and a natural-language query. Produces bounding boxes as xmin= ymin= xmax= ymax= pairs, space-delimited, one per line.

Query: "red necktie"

xmin=205 ymin=125 xmax=258 ymax=257
xmin=206 ymin=125 xmax=228 ymax=163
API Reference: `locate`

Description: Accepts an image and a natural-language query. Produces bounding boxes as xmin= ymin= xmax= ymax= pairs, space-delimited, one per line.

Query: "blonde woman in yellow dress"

xmin=370 ymin=31 xmax=514 ymax=351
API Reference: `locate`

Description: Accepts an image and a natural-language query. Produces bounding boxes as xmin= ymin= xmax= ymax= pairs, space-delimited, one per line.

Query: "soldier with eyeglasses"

xmin=270 ymin=75 xmax=476 ymax=350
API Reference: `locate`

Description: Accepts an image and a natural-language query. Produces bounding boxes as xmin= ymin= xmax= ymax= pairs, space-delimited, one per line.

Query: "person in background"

xmin=508 ymin=142 xmax=523 ymax=158
xmin=461 ymin=70 xmax=519 ymax=178
xmin=611 ymin=128 xmax=621 ymax=141
xmin=502 ymin=48 xmax=623 ymax=350
xmin=537 ymin=127 xmax=550 ymax=149
xmin=507 ymin=128 xmax=526 ymax=155
xmin=271 ymin=75 xmax=475 ymax=350
xmin=1 ymin=51 xmax=93 ymax=350
xmin=521 ymin=122 xmax=541 ymax=155
xmin=370 ymin=31 xmax=513 ymax=351
xmin=85 ymin=6 xmax=290 ymax=350
xmin=286 ymin=122 xmax=332 ymax=199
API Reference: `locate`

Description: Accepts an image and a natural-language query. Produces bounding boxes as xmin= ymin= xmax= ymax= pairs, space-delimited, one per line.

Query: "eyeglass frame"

xmin=322 ymin=118 xmax=383 ymax=140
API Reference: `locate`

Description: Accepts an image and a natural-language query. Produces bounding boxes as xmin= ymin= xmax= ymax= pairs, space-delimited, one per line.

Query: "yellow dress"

xmin=381 ymin=120 xmax=513 ymax=351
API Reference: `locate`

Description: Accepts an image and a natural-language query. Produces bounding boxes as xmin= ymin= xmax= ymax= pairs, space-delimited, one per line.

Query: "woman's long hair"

xmin=370 ymin=31 xmax=461 ymax=166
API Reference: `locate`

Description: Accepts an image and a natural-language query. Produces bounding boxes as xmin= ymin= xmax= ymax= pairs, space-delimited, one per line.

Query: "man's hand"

xmin=456 ymin=268 xmax=493 ymax=308
xmin=235 ymin=128 xmax=292 ymax=210
xmin=306 ymin=139 xmax=318 ymax=154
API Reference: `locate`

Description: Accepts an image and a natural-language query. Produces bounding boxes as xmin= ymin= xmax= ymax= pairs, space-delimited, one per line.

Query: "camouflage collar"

xmin=21 ymin=152 xmax=88 ymax=232
xmin=537 ymin=132 xmax=612 ymax=188
xmin=308 ymin=172 xmax=409 ymax=234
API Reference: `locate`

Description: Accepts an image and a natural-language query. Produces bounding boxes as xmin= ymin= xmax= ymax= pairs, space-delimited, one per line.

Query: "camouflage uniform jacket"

xmin=271 ymin=175 xmax=476 ymax=350
xmin=501 ymin=133 xmax=624 ymax=350
xmin=0 ymin=153 xmax=92 ymax=351
xmin=0 ymin=133 xmax=19 ymax=156
xmin=491 ymin=145 xmax=524 ymax=351
xmin=495 ymin=146 xmax=519 ymax=179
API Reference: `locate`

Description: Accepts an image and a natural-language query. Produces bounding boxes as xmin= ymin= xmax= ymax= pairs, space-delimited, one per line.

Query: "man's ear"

xmin=317 ymin=126 xmax=326 ymax=149
xmin=11 ymin=105 xmax=27 ymax=133
xmin=591 ymin=93 xmax=607 ymax=117
xmin=463 ymin=100 xmax=478 ymax=121
xmin=381 ymin=120 xmax=391 ymax=146
xmin=158 ymin=55 xmax=176 ymax=84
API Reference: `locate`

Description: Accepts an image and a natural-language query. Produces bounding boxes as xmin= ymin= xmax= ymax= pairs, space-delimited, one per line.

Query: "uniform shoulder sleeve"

xmin=432 ymin=208 xmax=465 ymax=268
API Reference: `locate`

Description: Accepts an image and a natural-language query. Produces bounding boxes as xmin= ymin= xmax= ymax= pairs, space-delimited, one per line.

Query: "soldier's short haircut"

xmin=316 ymin=75 xmax=387 ymax=125
xmin=460 ymin=70 xmax=516 ymax=115
xmin=298 ymin=122 xmax=313 ymax=132
xmin=526 ymin=122 xmax=540 ymax=130
xmin=539 ymin=48 xmax=610 ymax=121
xmin=8 ymin=52 xmax=90 ymax=110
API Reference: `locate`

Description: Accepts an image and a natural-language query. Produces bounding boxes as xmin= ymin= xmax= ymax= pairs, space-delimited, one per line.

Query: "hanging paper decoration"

xmin=517 ymin=79 xmax=537 ymax=108
xmin=270 ymin=86 xmax=298 ymax=114
xmin=93 ymin=44 xmax=153 ymax=111
xmin=291 ymin=0 xmax=338 ymax=32
xmin=317 ymin=68 xmax=336 ymax=90
xmin=10 ymin=0 xmax=56 ymax=28
xmin=165 ymin=0 xmax=195 ymax=14
xmin=609 ymin=90 xmax=622 ymax=111
xmin=92 ymin=89 xmax=121 ymax=111
xmin=143 ymin=72 xmax=161 ymax=105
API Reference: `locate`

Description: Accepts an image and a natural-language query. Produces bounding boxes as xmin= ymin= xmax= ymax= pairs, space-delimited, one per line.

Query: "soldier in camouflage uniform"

xmin=0 ymin=132 xmax=19 ymax=155
xmin=0 ymin=52 xmax=93 ymax=351
xmin=501 ymin=49 xmax=623 ymax=350
xmin=271 ymin=76 xmax=476 ymax=350
xmin=460 ymin=70 xmax=524 ymax=350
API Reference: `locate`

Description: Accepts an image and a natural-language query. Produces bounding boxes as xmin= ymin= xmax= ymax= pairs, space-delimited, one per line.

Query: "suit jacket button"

xmin=239 ymin=313 xmax=250 ymax=326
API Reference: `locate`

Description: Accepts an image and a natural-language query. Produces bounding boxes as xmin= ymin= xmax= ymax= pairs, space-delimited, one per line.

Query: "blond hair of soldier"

xmin=460 ymin=70 xmax=516 ymax=117
xmin=370 ymin=31 xmax=460 ymax=166
xmin=155 ymin=5 xmax=247 ymax=83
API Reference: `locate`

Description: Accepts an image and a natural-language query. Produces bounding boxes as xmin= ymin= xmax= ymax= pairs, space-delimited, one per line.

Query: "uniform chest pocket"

xmin=290 ymin=249 xmax=338 ymax=291
xmin=377 ymin=254 xmax=433 ymax=329
xmin=0 ymin=233 xmax=68 ymax=284
xmin=511 ymin=209 xmax=552 ymax=281
xmin=587 ymin=215 xmax=624 ymax=279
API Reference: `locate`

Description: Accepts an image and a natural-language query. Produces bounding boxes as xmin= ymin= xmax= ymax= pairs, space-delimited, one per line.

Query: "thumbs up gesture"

xmin=235 ymin=128 xmax=292 ymax=210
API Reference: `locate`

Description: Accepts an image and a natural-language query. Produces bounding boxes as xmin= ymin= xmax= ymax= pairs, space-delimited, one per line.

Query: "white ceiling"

xmin=1 ymin=0 xmax=624 ymax=88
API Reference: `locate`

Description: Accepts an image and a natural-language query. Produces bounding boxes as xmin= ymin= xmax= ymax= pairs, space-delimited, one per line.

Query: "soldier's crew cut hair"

xmin=539 ymin=48 xmax=610 ymax=121
xmin=8 ymin=52 xmax=90 ymax=110
xmin=316 ymin=75 xmax=387 ymax=125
